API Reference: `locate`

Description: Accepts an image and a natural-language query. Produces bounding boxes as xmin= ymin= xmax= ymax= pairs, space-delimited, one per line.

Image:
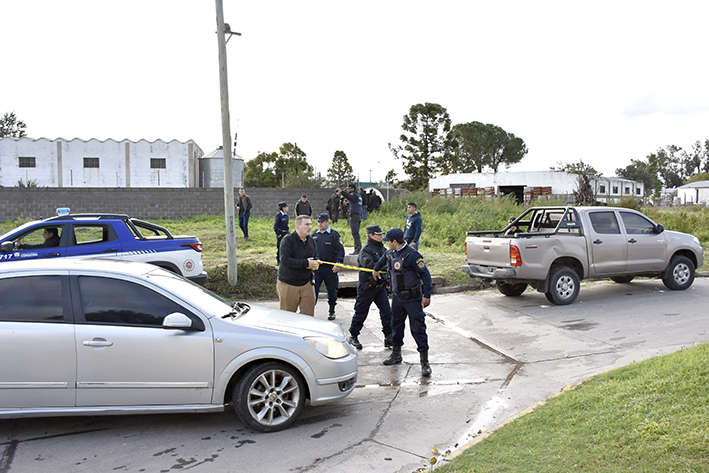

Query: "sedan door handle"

xmin=83 ymin=338 xmax=113 ymax=347
xmin=628 ymin=238 xmax=637 ymax=244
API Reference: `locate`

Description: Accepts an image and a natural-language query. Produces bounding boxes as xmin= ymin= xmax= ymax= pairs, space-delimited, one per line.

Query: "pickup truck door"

xmin=587 ymin=211 xmax=627 ymax=275
xmin=619 ymin=211 xmax=667 ymax=272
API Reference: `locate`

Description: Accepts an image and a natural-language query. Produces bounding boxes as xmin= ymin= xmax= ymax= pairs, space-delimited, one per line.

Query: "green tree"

xmin=647 ymin=147 xmax=683 ymax=188
xmin=684 ymin=172 xmax=709 ymax=184
xmin=486 ymin=125 xmax=528 ymax=172
xmin=615 ymin=159 xmax=662 ymax=198
xmin=450 ymin=121 xmax=489 ymax=172
xmin=450 ymin=122 xmax=528 ymax=173
xmin=275 ymin=143 xmax=319 ymax=188
xmin=244 ymin=151 xmax=278 ymax=187
xmin=384 ymin=169 xmax=398 ymax=186
xmin=389 ymin=103 xmax=454 ymax=190
xmin=551 ymin=160 xmax=600 ymax=205
xmin=0 ymin=111 xmax=27 ymax=138
xmin=326 ymin=150 xmax=356 ymax=188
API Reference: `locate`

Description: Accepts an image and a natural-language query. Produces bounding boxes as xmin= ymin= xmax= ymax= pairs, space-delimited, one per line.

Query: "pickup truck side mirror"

xmin=655 ymin=224 xmax=665 ymax=234
xmin=0 ymin=241 xmax=14 ymax=253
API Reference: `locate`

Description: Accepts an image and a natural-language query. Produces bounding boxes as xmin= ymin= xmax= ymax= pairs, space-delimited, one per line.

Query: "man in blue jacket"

xmin=312 ymin=213 xmax=344 ymax=320
xmin=373 ymin=228 xmax=433 ymax=376
xmin=403 ymin=202 xmax=422 ymax=249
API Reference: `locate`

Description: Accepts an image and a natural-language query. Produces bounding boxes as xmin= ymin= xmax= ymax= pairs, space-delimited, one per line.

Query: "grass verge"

xmin=437 ymin=342 xmax=709 ymax=473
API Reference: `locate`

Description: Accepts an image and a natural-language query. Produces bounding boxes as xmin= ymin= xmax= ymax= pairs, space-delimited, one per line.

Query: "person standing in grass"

xmin=403 ymin=202 xmax=422 ymax=249
xmin=274 ymin=201 xmax=289 ymax=264
xmin=235 ymin=188 xmax=252 ymax=240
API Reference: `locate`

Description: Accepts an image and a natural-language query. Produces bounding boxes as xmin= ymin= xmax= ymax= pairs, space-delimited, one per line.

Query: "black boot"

xmin=383 ymin=346 xmax=402 ymax=365
xmin=384 ymin=334 xmax=393 ymax=349
xmin=348 ymin=335 xmax=362 ymax=350
xmin=328 ymin=304 xmax=336 ymax=321
xmin=420 ymin=350 xmax=432 ymax=377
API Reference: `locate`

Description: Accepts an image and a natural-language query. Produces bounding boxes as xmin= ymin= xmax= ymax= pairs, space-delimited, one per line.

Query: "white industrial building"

xmin=429 ymin=171 xmax=644 ymax=204
xmin=676 ymin=180 xmax=709 ymax=205
xmin=0 ymin=137 xmax=244 ymax=188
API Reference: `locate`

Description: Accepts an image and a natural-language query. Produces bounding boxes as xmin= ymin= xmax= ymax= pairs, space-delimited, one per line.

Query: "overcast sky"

xmin=2 ymin=1 xmax=708 ymax=183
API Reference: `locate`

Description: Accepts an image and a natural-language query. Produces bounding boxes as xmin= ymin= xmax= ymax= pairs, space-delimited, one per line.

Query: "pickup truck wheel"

xmin=610 ymin=276 xmax=634 ymax=284
xmin=662 ymin=255 xmax=695 ymax=291
xmin=496 ymin=281 xmax=527 ymax=297
xmin=546 ymin=266 xmax=580 ymax=305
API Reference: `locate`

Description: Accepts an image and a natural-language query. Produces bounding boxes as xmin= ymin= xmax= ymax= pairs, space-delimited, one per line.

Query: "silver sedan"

xmin=0 ymin=258 xmax=358 ymax=432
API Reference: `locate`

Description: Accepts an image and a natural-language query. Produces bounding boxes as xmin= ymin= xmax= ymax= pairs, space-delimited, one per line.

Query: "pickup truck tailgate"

xmin=466 ymin=237 xmax=510 ymax=266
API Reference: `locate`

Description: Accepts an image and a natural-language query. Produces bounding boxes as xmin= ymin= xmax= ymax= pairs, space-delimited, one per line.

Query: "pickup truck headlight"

xmin=304 ymin=336 xmax=349 ymax=359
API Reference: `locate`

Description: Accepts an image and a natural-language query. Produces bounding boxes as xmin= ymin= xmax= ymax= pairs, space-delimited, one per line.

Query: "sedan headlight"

xmin=304 ymin=336 xmax=350 ymax=359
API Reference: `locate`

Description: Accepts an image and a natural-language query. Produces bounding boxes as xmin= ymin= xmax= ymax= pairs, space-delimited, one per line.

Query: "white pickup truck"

xmin=462 ymin=206 xmax=704 ymax=305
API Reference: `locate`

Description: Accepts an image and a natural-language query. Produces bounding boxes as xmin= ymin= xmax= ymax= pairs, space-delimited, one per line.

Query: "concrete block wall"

xmin=0 ymin=187 xmax=352 ymax=221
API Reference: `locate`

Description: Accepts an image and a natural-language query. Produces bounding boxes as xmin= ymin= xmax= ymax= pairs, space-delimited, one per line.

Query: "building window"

xmin=84 ymin=157 xmax=100 ymax=168
xmin=599 ymin=185 xmax=606 ymax=194
xmin=612 ymin=186 xmax=618 ymax=194
xmin=18 ymin=156 xmax=36 ymax=168
xmin=150 ymin=158 xmax=166 ymax=169
xmin=636 ymin=188 xmax=641 ymax=195
xmin=624 ymin=187 xmax=630 ymax=194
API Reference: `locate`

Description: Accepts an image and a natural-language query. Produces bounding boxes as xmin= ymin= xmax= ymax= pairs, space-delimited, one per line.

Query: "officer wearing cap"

xmin=347 ymin=225 xmax=393 ymax=350
xmin=335 ymin=183 xmax=363 ymax=255
xmin=274 ymin=201 xmax=289 ymax=264
xmin=373 ymin=227 xmax=433 ymax=376
xmin=312 ymin=213 xmax=344 ymax=320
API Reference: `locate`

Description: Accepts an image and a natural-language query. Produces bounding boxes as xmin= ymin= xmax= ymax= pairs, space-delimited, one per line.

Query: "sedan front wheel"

xmin=234 ymin=362 xmax=306 ymax=432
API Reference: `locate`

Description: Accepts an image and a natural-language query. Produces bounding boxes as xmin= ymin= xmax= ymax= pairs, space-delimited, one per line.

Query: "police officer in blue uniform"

xmin=347 ymin=225 xmax=393 ymax=350
xmin=373 ymin=228 xmax=433 ymax=376
xmin=336 ymin=183 xmax=363 ymax=255
xmin=312 ymin=213 xmax=345 ymax=320
xmin=274 ymin=202 xmax=289 ymax=264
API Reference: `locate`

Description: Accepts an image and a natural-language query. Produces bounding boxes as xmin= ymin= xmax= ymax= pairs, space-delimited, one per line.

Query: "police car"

xmin=0 ymin=211 xmax=207 ymax=285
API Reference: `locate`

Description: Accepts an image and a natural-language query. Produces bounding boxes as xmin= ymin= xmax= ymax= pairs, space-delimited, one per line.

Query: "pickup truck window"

xmin=73 ymin=225 xmax=114 ymax=245
xmin=589 ymin=211 xmax=620 ymax=234
xmin=620 ymin=212 xmax=655 ymax=234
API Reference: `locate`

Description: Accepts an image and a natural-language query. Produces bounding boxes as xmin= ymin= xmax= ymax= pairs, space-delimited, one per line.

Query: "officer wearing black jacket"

xmin=347 ymin=225 xmax=393 ymax=350
xmin=373 ymin=228 xmax=433 ymax=376
xmin=336 ymin=183 xmax=362 ymax=255
xmin=312 ymin=213 xmax=344 ymax=320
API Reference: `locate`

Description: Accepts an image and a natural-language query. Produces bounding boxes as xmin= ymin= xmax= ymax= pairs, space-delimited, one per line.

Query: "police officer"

xmin=373 ymin=228 xmax=433 ymax=376
xmin=336 ymin=183 xmax=363 ymax=255
xmin=312 ymin=213 xmax=345 ymax=320
xmin=347 ymin=225 xmax=393 ymax=350
xmin=274 ymin=201 xmax=289 ymax=264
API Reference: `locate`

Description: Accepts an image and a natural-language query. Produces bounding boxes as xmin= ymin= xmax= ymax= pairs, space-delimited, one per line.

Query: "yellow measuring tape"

xmin=316 ymin=260 xmax=387 ymax=273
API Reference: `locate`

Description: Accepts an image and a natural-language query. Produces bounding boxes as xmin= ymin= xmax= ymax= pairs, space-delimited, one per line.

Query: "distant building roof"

xmin=678 ymin=180 xmax=709 ymax=189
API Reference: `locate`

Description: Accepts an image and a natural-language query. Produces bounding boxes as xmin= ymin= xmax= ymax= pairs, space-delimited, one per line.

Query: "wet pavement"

xmin=2 ymin=277 xmax=708 ymax=473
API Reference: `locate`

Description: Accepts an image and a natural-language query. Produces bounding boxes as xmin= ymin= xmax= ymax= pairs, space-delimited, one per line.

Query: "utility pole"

xmin=215 ymin=0 xmax=238 ymax=285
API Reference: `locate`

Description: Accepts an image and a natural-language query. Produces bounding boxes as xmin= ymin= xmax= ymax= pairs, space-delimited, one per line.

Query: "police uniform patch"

xmin=417 ymin=258 xmax=426 ymax=270
xmin=394 ymin=261 xmax=402 ymax=270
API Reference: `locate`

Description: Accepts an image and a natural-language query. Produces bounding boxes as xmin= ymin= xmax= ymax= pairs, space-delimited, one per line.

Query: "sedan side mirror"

xmin=655 ymin=224 xmax=665 ymax=234
xmin=163 ymin=312 xmax=194 ymax=329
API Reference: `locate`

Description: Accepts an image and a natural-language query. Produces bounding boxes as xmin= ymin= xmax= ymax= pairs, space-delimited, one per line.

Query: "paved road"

xmin=2 ymin=277 xmax=708 ymax=473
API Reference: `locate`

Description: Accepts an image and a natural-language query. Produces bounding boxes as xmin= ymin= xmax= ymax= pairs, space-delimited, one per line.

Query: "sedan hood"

xmin=232 ymin=305 xmax=346 ymax=340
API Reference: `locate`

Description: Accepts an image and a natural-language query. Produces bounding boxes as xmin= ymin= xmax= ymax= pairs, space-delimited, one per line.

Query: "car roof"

xmin=0 ymin=257 xmax=159 ymax=278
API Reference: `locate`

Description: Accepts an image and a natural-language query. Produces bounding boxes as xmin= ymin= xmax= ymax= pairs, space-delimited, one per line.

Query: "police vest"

xmin=388 ymin=246 xmax=420 ymax=294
